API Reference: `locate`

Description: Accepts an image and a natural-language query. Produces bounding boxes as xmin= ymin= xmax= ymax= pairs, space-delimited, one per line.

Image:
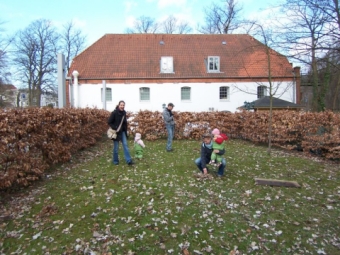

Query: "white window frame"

xmin=207 ymin=56 xmax=220 ymax=72
xmin=160 ymin=56 xmax=174 ymax=73
xmin=101 ymin=88 xmax=112 ymax=102
xmin=257 ymin=85 xmax=267 ymax=98
xmin=219 ymin=86 xmax=229 ymax=101
xmin=140 ymin=87 xmax=150 ymax=101
xmin=181 ymin=86 xmax=191 ymax=101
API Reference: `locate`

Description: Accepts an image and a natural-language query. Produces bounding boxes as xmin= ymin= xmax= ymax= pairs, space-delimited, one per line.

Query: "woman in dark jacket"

xmin=108 ymin=100 xmax=134 ymax=165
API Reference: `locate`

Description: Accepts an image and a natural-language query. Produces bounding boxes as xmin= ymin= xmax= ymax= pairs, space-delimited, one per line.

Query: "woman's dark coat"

xmin=107 ymin=108 xmax=128 ymax=141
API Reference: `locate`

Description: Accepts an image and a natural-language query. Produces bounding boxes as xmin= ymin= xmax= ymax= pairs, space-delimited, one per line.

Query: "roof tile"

xmin=69 ymin=34 xmax=293 ymax=80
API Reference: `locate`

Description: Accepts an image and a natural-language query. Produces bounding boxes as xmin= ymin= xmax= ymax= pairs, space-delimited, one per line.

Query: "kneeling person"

xmin=194 ymin=133 xmax=227 ymax=177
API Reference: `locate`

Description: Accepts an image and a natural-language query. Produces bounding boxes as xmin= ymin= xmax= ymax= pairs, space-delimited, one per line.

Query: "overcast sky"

xmin=1 ymin=0 xmax=277 ymax=46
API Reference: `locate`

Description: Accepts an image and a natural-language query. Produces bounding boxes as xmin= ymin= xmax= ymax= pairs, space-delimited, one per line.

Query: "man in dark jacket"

xmin=194 ymin=133 xmax=226 ymax=177
xmin=162 ymin=102 xmax=175 ymax=152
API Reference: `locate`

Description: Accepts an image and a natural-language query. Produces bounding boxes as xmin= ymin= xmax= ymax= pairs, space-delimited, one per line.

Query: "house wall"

xmin=72 ymin=81 xmax=295 ymax=112
xmin=0 ymin=89 xmax=17 ymax=107
xmin=41 ymin=95 xmax=58 ymax=107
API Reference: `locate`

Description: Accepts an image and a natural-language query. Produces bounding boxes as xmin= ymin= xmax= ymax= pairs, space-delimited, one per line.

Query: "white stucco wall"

xmin=72 ymin=81 xmax=295 ymax=112
xmin=41 ymin=94 xmax=57 ymax=107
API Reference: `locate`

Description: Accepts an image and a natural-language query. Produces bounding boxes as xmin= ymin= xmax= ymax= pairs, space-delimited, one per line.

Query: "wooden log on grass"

xmin=254 ymin=178 xmax=300 ymax=188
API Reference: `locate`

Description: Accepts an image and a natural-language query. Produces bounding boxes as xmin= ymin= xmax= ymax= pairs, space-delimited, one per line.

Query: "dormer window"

xmin=160 ymin=56 xmax=174 ymax=73
xmin=207 ymin=56 xmax=220 ymax=72
xmin=257 ymin=85 xmax=267 ymax=98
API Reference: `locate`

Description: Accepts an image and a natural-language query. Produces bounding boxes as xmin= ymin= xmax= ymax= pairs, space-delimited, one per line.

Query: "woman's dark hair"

xmin=116 ymin=100 xmax=125 ymax=108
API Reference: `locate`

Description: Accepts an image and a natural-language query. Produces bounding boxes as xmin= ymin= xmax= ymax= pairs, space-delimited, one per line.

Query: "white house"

xmin=0 ymin=84 xmax=17 ymax=108
xmin=17 ymin=90 xmax=58 ymax=108
xmin=67 ymin=34 xmax=301 ymax=112
xmin=40 ymin=92 xmax=58 ymax=107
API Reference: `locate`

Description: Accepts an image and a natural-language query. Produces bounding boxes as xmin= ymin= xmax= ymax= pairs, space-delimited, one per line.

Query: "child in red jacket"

xmin=209 ymin=128 xmax=228 ymax=166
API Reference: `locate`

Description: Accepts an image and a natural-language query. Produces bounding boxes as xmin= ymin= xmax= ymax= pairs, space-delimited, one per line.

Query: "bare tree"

xmin=0 ymin=21 xmax=11 ymax=85
xmin=256 ymin=25 xmax=278 ymax=154
xmin=0 ymin=49 xmax=7 ymax=85
xmin=61 ymin=21 xmax=87 ymax=74
xmin=162 ymin=15 xmax=177 ymax=34
xmin=126 ymin=15 xmax=192 ymax=34
xmin=0 ymin=21 xmax=14 ymax=107
xmin=177 ymin=20 xmax=193 ymax=34
xmin=304 ymin=0 xmax=340 ymax=110
xmin=234 ymin=22 xmax=295 ymax=154
xmin=318 ymin=45 xmax=340 ymax=110
xmin=276 ymin=0 xmax=334 ymax=111
xmin=303 ymin=0 xmax=340 ymax=48
xmin=126 ymin=16 xmax=159 ymax=33
xmin=160 ymin=15 xmax=192 ymax=34
xmin=12 ymin=19 xmax=60 ymax=107
xmin=198 ymin=0 xmax=242 ymax=34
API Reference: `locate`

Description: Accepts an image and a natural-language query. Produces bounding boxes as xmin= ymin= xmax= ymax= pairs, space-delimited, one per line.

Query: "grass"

xmin=0 ymin=138 xmax=339 ymax=255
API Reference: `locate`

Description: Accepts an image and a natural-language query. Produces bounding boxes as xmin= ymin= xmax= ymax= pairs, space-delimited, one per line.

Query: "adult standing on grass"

xmin=108 ymin=100 xmax=134 ymax=166
xmin=194 ymin=133 xmax=226 ymax=177
xmin=162 ymin=102 xmax=175 ymax=152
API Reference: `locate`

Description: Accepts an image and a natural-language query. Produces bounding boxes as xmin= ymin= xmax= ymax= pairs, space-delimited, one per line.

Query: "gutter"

xmin=75 ymin=75 xmax=296 ymax=80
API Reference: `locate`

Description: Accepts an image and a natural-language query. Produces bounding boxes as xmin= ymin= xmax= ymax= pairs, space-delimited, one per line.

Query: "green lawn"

xmin=0 ymin=138 xmax=339 ymax=255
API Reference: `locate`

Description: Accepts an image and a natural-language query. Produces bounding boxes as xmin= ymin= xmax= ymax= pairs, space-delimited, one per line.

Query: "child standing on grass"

xmin=210 ymin=128 xmax=228 ymax=166
xmin=134 ymin=133 xmax=145 ymax=159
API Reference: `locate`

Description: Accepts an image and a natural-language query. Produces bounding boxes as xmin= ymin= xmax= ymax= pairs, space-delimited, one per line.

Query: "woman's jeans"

xmin=194 ymin=157 xmax=226 ymax=176
xmin=165 ymin=124 xmax=174 ymax=151
xmin=112 ymin=132 xmax=132 ymax=165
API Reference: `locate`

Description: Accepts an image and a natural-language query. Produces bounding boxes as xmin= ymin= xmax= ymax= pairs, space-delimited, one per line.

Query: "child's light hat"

xmin=212 ymin=128 xmax=220 ymax=135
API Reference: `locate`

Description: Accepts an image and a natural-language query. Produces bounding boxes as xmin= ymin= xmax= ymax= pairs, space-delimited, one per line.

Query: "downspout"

xmin=102 ymin=80 xmax=106 ymax=110
xmin=72 ymin=70 xmax=79 ymax=108
xmin=292 ymin=70 xmax=296 ymax=104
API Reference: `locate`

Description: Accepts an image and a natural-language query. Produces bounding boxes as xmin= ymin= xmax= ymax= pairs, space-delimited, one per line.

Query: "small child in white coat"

xmin=134 ymin=133 xmax=145 ymax=159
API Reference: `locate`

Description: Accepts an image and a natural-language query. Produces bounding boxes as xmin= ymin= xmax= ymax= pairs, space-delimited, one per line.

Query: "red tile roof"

xmin=68 ymin=34 xmax=294 ymax=80
xmin=1 ymin=84 xmax=17 ymax=90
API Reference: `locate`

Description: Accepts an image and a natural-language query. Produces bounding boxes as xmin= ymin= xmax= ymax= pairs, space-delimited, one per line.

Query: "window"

xmin=160 ymin=57 xmax=174 ymax=73
xmin=140 ymin=87 xmax=150 ymax=101
xmin=207 ymin=56 xmax=220 ymax=72
xmin=219 ymin=86 xmax=229 ymax=100
xmin=257 ymin=86 xmax=267 ymax=98
xmin=181 ymin=87 xmax=191 ymax=100
xmin=101 ymin=88 xmax=112 ymax=101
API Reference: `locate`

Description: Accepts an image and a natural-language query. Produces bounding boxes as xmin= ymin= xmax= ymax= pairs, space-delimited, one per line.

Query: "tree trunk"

xmin=268 ymin=97 xmax=273 ymax=155
xmin=319 ymin=62 xmax=330 ymax=111
xmin=37 ymin=87 xmax=42 ymax=107
xmin=28 ymin=86 xmax=33 ymax=106
xmin=265 ymin=41 xmax=273 ymax=155
xmin=332 ymin=72 xmax=340 ymax=110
